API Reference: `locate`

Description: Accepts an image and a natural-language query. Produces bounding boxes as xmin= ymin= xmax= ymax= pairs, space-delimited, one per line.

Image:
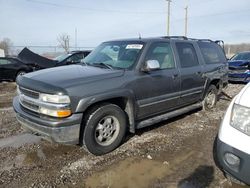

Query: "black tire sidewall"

xmin=83 ymin=104 xmax=127 ymax=155
xmin=203 ymin=85 xmax=218 ymax=110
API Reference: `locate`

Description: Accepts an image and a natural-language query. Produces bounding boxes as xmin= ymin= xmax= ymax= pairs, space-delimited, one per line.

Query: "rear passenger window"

xmin=176 ymin=43 xmax=199 ymax=68
xmin=145 ymin=42 xmax=175 ymax=69
xmin=198 ymin=42 xmax=226 ymax=64
xmin=0 ymin=59 xmax=12 ymax=65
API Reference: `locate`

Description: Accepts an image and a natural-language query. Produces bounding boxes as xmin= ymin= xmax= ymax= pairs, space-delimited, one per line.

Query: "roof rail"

xmin=160 ymin=36 xmax=224 ymax=46
xmin=161 ymin=36 xmax=188 ymax=40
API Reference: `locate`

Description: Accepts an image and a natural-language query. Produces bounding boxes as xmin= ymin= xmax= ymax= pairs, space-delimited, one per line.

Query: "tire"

xmin=82 ymin=103 xmax=127 ymax=155
xmin=15 ymin=71 xmax=26 ymax=81
xmin=203 ymin=85 xmax=218 ymax=111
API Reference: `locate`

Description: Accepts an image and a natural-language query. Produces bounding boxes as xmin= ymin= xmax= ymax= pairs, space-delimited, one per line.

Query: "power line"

xmin=26 ymin=0 xmax=166 ymax=14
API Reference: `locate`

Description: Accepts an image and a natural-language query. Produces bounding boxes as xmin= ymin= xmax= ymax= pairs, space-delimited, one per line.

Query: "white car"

xmin=217 ymin=83 xmax=250 ymax=185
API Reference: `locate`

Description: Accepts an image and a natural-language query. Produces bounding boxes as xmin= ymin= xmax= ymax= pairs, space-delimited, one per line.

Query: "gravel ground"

xmin=0 ymin=82 xmax=248 ymax=188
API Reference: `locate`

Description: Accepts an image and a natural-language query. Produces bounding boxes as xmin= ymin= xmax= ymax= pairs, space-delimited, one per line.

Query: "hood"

xmin=17 ymin=65 xmax=124 ymax=94
xmin=18 ymin=47 xmax=57 ymax=68
xmin=228 ymin=60 xmax=250 ymax=68
xmin=235 ymin=83 xmax=250 ymax=108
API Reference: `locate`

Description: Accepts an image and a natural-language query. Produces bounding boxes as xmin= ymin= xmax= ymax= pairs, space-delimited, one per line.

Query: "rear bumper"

xmin=13 ymin=96 xmax=83 ymax=144
xmin=216 ymin=138 xmax=250 ymax=185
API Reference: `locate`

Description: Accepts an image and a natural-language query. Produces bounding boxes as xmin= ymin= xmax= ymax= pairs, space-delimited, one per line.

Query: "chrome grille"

xmin=229 ymin=69 xmax=247 ymax=74
xmin=19 ymin=87 xmax=40 ymax=113
xmin=19 ymin=87 xmax=39 ymax=99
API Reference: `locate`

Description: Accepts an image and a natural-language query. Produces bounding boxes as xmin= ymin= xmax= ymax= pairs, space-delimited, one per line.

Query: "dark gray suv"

xmin=13 ymin=36 xmax=228 ymax=155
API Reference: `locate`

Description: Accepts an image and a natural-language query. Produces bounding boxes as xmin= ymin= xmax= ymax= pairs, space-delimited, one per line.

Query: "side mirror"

xmin=143 ymin=60 xmax=160 ymax=72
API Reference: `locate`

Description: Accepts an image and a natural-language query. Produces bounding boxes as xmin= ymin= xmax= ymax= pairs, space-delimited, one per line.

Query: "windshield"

xmin=54 ymin=53 xmax=71 ymax=62
xmin=231 ymin=52 xmax=250 ymax=61
xmin=82 ymin=41 xmax=144 ymax=69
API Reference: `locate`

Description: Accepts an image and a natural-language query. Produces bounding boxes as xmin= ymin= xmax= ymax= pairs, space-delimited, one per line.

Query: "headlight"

xmin=39 ymin=107 xmax=71 ymax=118
xmin=40 ymin=93 xmax=70 ymax=104
xmin=231 ymin=103 xmax=250 ymax=136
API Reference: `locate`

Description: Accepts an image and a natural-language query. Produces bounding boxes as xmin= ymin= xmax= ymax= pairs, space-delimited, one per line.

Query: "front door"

xmin=0 ymin=59 xmax=14 ymax=80
xmin=134 ymin=42 xmax=181 ymax=119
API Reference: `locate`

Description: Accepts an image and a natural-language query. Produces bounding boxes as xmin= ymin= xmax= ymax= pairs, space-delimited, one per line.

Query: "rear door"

xmin=174 ymin=42 xmax=206 ymax=105
xmin=134 ymin=42 xmax=181 ymax=119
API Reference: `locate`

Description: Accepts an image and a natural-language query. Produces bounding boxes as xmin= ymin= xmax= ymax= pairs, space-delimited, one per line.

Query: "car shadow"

xmin=177 ymin=165 xmax=214 ymax=188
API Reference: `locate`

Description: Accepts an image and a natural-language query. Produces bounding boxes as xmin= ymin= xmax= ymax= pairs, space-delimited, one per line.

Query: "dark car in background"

xmin=0 ymin=57 xmax=33 ymax=81
xmin=18 ymin=47 xmax=91 ymax=70
xmin=228 ymin=51 xmax=250 ymax=83
xmin=54 ymin=50 xmax=91 ymax=66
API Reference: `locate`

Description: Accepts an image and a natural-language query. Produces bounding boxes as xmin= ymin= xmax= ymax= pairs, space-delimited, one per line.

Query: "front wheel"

xmin=203 ymin=85 xmax=218 ymax=111
xmin=83 ymin=103 xmax=127 ymax=155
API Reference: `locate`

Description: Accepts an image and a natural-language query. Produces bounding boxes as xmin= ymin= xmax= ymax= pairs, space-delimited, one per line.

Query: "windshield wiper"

xmin=92 ymin=62 xmax=114 ymax=70
xmin=81 ymin=61 xmax=89 ymax=66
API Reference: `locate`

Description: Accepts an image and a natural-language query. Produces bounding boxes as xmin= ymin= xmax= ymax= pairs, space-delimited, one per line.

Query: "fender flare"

xmin=76 ymin=89 xmax=137 ymax=133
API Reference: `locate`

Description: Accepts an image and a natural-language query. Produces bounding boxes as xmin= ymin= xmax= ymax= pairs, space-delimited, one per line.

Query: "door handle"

xmin=196 ymin=71 xmax=202 ymax=75
xmin=172 ymin=74 xmax=179 ymax=79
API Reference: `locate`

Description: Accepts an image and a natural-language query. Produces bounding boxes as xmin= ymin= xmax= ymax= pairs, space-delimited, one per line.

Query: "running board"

xmin=136 ymin=102 xmax=202 ymax=129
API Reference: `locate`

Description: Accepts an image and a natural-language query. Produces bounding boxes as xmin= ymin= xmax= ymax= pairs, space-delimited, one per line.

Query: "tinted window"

xmin=198 ymin=42 xmax=226 ymax=64
xmin=145 ymin=42 xmax=175 ymax=69
xmin=0 ymin=59 xmax=12 ymax=65
xmin=176 ymin=43 xmax=199 ymax=68
xmin=67 ymin=54 xmax=84 ymax=63
xmin=84 ymin=41 xmax=144 ymax=69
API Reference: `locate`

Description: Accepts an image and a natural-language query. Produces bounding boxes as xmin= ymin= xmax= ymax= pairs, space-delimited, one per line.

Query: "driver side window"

xmin=145 ymin=42 xmax=175 ymax=70
xmin=67 ymin=54 xmax=84 ymax=63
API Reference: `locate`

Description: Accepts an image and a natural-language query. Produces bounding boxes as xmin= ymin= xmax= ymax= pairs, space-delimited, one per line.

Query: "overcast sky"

xmin=1 ymin=0 xmax=250 ymax=49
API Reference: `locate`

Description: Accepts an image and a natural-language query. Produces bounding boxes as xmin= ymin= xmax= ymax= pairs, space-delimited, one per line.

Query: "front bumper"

xmin=13 ymin=97 xmax=83 ymax=144
xmin=216 ymin=138 xmax=250 ymax=185
xmin=228 ymin=73 xmax=250 ymax=83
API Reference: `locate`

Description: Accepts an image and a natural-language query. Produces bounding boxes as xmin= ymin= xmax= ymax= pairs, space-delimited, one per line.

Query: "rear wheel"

xmin=82 ymin=103 xmax=127 ymax=155
xmin=203 ymin=85 xmax=218 ymax=110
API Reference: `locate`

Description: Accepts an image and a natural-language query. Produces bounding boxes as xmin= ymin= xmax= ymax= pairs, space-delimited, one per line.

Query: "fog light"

xmin=224 ymin=153 xmax=240 ymax=167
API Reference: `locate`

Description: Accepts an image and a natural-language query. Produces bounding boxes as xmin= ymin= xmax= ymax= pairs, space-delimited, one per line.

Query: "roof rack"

xmin=160 ymin=36 xmax=221 ymax=43
xmin=161 ymin=36 xmax=188 ymax=40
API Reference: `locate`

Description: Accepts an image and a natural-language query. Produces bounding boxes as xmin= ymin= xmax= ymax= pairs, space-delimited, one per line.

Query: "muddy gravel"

xmin=0 ymin=82 xmax=249 ymax=188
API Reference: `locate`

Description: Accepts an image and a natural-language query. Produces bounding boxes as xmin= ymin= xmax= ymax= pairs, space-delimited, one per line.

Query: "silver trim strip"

xmin=20 ymin=94 xmax=70 ymax=110
xmin=140 ymin=96 xmax=179 ymax=108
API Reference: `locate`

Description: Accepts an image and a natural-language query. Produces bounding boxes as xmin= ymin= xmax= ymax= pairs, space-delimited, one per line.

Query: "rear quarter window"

xmin=198 ymin=42 xmax=226 ymax=64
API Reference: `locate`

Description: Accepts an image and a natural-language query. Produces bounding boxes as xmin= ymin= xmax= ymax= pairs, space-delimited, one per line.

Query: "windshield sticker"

xmin=126 ymin=44 xmax=143 ymax=49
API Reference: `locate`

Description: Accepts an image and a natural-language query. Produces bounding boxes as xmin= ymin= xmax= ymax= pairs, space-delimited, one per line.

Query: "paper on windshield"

xmin=126 ymin=44 xmax=143 ymax=49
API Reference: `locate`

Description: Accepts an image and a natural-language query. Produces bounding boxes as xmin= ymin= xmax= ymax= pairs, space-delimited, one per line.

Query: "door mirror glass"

xmin=144 ymin=60 xmax=160 ymax=72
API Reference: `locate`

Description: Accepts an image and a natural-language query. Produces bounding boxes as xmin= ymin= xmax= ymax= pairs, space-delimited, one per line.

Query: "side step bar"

xmin=136 ymin=102 xmax=202 ymax=129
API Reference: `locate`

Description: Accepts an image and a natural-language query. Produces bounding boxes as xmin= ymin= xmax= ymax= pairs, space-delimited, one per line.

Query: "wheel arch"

xmin=77 ymin=91 xmax=137 ymax=138
xmin=202 ymin=78 xmax=221 ymax=100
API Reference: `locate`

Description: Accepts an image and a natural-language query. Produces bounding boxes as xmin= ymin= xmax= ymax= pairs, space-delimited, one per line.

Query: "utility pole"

xmin=166 ymin=0 xmax=171 ymax=36
xmin=184 ymin=6 xmax=188 ymax=37
xmin=75 ymin=28 xmax=77 ymax=50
